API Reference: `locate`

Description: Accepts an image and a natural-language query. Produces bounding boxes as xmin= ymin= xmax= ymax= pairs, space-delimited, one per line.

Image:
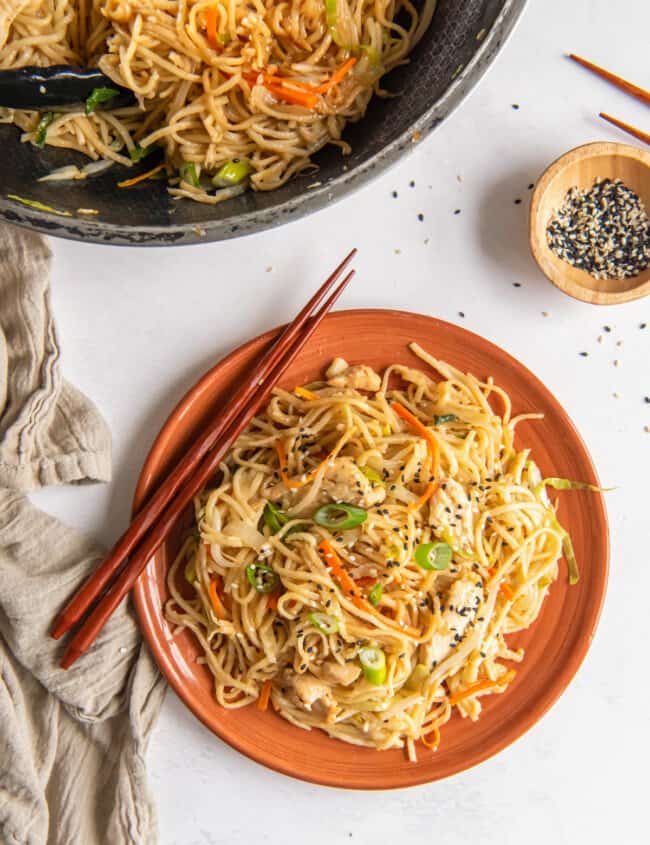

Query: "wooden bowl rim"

xmin=529 ymin=141 xmax=650 ymax=305
xmin=132 ymin=309 xmax=610 ymax=789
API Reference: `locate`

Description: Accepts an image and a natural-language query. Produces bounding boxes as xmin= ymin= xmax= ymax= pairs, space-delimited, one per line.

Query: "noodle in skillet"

xmin=165 ymin=343 xmax=590 ymax=760
xmin=0 ymin=0 xmax=437 ymax=202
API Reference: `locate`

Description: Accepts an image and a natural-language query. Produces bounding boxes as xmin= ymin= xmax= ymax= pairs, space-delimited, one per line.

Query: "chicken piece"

xmin=421 ymin=579 xmax=483 ymax=667
xmin=312 ymin=660 xmax=361 ymax=687
xmin=321 ymin=457 xmax=386 ymax=507
xmin=430 ymin=478 xmax=474 ymax=551
xmin=326 ymin=360 xmax=381 ymax=393
xmin=283 ymin=670 xmax=336 ymax=715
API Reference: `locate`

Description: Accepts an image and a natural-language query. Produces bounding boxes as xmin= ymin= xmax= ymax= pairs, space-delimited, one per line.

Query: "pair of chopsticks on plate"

xmin=568 ymin=53 xmax=650 ymax=145
xmin=52 ymin=248 xmax=358 ymax=668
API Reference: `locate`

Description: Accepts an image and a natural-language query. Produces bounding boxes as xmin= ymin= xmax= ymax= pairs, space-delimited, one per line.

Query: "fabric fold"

xmin=0 ymin=224 xmax=164 ymax=845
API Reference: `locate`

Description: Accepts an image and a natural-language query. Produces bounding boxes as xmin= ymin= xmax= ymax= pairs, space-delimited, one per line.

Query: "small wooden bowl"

xmin=530 ymin=142 xmax=650 ymax=305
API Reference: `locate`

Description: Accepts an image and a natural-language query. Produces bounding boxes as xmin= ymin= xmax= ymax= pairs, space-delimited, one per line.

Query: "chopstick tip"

xmin=60 ymin=647 xmax=82 ymax=670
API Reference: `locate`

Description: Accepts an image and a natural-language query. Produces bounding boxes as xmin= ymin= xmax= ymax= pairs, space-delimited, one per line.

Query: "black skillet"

xmin=0 ymin=0 xmax=527 ymax=246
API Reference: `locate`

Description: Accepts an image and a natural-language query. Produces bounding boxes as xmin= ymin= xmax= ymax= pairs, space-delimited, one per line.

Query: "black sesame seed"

xmin=417 ymin=213 xmax=424 ymax=222
xmin=454 ymin=209 xmax=461 ymax=215
xmin=579 ymin=351 xmax=589 ymax=357
xmin=511 ymin=103 xmax=520 ymax=110
xmin=391 ymin=190 xmax=398 ymax=198
xmin=458 ymin=311 xmax=465 ymax=318
xmin=513 ymin=282 xmax=521 ymax=287
xmin=514 ymin=198 xmax=522 ymax=205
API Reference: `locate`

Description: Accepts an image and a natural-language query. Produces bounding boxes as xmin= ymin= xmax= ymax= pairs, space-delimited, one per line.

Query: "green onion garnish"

xmin=414 ymin=542 xmax=452 ymax=571
xmin=533 ymin=477 xmax=606 ymax=497
xmin=184 ymin=559 xmax=197 ymax=584
xmin=261 ymin=501 xmax=289 ymax=534
xmin=359 ymin=465 xmax=385 ymax=486
xmin=179 ymin=161 xmax=200 ymax=187
xmin=129 ymin=145 xmax=157 ymax=162
xmin=245 ymin=562 xmax=279 ymax=593
xmin=7 ymin=194 xmax=72 ymax=217
xmin=308 ymin=611 xmax=340 ymax=635
xmin=212 ymin=158 xmax=251 ymax=187
xmin=85 ymin=87 xmax=120 ymax=115
xmin=34 ymin=112 xmax=55 ymax=148
xmin=368 ymin=582 xmax=383 ymax=607
xmin=313 ymin=502 xmax=368 ymax=530
xmin=434 ymin=414 xmax=459 ymax=425
xmin=359 ymin=646 xmax=387 ymax=685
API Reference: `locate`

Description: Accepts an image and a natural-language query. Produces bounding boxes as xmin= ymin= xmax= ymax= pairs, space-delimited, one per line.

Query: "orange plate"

xmin=132 ymin=309 xmax=609 ymax=789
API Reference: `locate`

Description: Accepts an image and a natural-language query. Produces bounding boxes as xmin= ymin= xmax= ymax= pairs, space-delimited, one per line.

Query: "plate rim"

xmin=133 ymin=308 xmax=609 ymax=788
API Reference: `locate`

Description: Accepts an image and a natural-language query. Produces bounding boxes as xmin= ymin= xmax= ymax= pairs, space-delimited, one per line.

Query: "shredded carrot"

xmin=264 ymin=82 xmax=319 ymax=109
xmin=488 ymin=567 xmax=514 ymax=599
xmin=258 ymin=679 xmax=272 ymax=711
xmin=267 ymin=592 xmax=279 ymax=611
xmin=244 ymin=58 xmax=356 ymax=107
xmin=208 ymin=578 xmax=228 ymax=620
xmin=275 ymin=429 xmax=349 ymax=489
xmin=205 ymin=7 xmax=218 ymax=48
xmin=292 ymin=57 xmax=357 ymax=94
xmin=294 ymin=386 xmax=320 ymax=401
xmin=117 ymin=162 xmax=166 ymax=188
xmin=449 ymin=669 xmax=516 ymax=706
xmin=392 ymin=402 xmax=440 ymax=510
xmin=355 ymin=576 xmax=377 ymax=588
xmin=421 ymin=726 xmax=440 ymax=750
xmin=318 ymin=540 xmax=421 ymax=639
xmin=500 ymin=582 xmax=514 ymax=600
xmin=392 ymin=402 xmax=439 ymax=471
xmin=408 ymin=480 xmax=440 ymax=512
xmin=275 ymin=440 xmax=311 ymax=489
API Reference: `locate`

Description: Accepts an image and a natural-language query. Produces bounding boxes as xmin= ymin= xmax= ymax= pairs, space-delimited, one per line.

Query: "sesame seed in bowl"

xmin=529 ymin=142 xmax=650 ymax=305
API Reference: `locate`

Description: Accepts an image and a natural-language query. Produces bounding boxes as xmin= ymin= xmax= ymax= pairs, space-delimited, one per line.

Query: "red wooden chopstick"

xmin=599 ymin=112 xmax=650 ymax=146
xmin=58 ymin=265 xmax=355 ymax=669
xmin=568 ymin=53 xmax=650 ymax=106
xmin=51 ymin=248 xmax=356 ymax=641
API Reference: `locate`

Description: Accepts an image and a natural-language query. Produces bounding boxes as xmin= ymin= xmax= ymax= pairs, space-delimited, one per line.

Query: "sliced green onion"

xmin=434 ymin=414 xmax=459 ymax=425
xmin=414 ymin=541 xmax=452 ymax=571
xmin=308 ymin=611 xmax=340 ymax=635
xmin=533 ymin=477 xmax=607 ymax=498
xmin=129 ymin=145 xmax=157 ymax=162
xmin=212 ymin=158 xmax=251 ymax=188
xmin=313 ymin=502 xmax=367 ymax=530
xmin=184 ymin=559 xmax=197 ymax=584
xmin=34 ymin=112 xmax=55 ymax=148
xmin=405 ymin=663 xmax=429 ymax=691
xmin=245 ymin=562 xmax=280 ymax=593
xmin=325 ymin=0 xmax=356 ymax=48
xmin=550 ymin=517 xmax=579 ymax=585
xmin=368 ymin=582 xmax=383 ymax=607
xmin=359 ymin=646 xmax=387 ymax=685
xmin=359 ymin=465 xmax=385 ymax=486
xmin=441 ymin=529 xmax=473 ymax=560
xmin=353 ymin=44 xmax=381 ymax=66
xmin=85 ymin=87 xmax=119 ymax=115
xmin=325 ymin=0 xmax=339 ymax=42
xmin=261 ymin=501 xmax=289 ymax=534
xmin=7 ymin=194 xmax=72 ymax=216
xmin=179 ymin=161 xmax=200 ymax=188
xmin=218 ymin=32 xmax=231 ymax=44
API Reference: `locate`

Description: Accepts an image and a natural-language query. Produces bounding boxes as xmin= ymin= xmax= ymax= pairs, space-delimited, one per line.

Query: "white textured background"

xmin=34 ymin=0 xmax=648 ymax=842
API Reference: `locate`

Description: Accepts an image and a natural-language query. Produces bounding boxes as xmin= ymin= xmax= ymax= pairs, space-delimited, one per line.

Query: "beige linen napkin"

xmin=0 ymin=226 xmax=165 ymax=845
